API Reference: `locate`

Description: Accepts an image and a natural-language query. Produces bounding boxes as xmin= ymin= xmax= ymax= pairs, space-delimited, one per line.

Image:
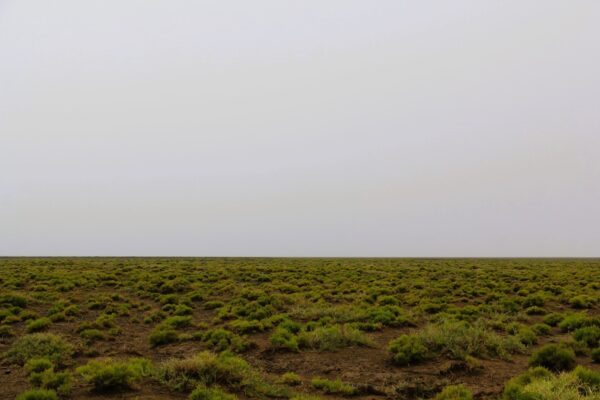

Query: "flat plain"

xmin=1 ymin=258 xmax=600 ymax=400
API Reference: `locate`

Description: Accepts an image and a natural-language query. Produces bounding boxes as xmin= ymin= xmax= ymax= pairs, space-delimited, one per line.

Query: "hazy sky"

xmin=1 ymin=1 xmax=599 ymax=257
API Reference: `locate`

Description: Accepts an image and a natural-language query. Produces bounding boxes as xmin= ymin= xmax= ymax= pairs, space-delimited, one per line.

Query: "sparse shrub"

xmin=394 ymin=320 xmax=524 ymax=363
xmin=311 ymin=378 xmax=356 ymax=395
xmin=155 ymin=351 xmax=251 ymax=392
xmin=569 ymin=295 xmax=597 ymax=309
xmin=559 ymin=313 xmax=590 ymax=332
xmin=573 ymin=325 xmax=600 ymax=347
xmin=29 ymin=368 xmax=72 ymax=396
xmin=573 ymin=365 xmax=600 ymax=389
xmin=189 ymin=384 xmax=237 ymax=400
xmin=279 ymin=372 xmax=302 ymax=386
xmin=290 ymin=396 xmax=321 ymax=400
xmin=76 ymin=357 xmax=151 ymax=391
xmin=528 ymin=343 xmax=576 ymax=371
xmin=205 ymin=301 xmax=225 ymax=310
xmin=531 ymin=323 xmax=551 ymax=336
xmin=523 ymin=294 xmax=545 ymax=308
xmin=502 ymin=367 xmax=554 ymax=399
xmin=4 ymin=333 xmax=73 ymax=365
xmin=16 ymin=389 xmax=58 ymax=400
xmin=0 ymin=293 xmax=28 ymax=307
xmin=270 ymin=326 xmax=299 ymax=352
xmin=542 ymin=313 xmax=563 ymax=327
xmin=297 ymin=324 xmax=373 ymax=351
xmin=562 ymin=338 xmax=588 ymax=356
xmin=503 ymin=366 xmax=600 ymax=399
xmin=175 ymin=304 xmax=194 ymax=316
xmin=0 ymin=324 xmax=13 ymax=337
xmin=434 ymin=384 xmax=472 ymax=400
xmin=198 ymin=328 xmax=253 ymax=353
xmin=150 ymin=328 xmax=179 ymax=346
xmin=161 ymin=315 xmax=193 ymax=329
xmin=592 ymin=347 xmax=600 ymax=363
xmin=525 ymin=306 xmax=546 ymax=316
xmin=80 ymin=328 xmax=105 ymax=341
xmin=517 ymin=327 xmax=538 ymax=346
xmin=388 ymin=334 xmax=429 ymax=365
xmin=25 ymin=358 xmax=54 ymax=374
xmin=27 ymin=318 xmax=52 ymax=333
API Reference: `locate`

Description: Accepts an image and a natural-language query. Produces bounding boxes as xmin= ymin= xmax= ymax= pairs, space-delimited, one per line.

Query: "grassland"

xmin=1 ymin=258 xmax=599 ymax=400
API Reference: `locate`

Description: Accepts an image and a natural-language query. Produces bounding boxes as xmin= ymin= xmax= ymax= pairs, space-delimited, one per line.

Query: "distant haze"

xmin=1 ymin=1 xmax=599 ymax=257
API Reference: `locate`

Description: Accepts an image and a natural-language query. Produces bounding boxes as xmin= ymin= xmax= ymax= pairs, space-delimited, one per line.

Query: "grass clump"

xmin=155 ymin=351 xmax=251 ymax=392
xmin=4 ymin=333 xmax=73 ymax=365
xmin=150 ymin=328 xmax=179 ymax=347
xmin=25 ymin=358 xmax=54 ymax=373
xmin=434 ymin=384 xmax=473 ymax=400
xmin=279 ymin=372 xmax=302 ymax=386
xmin=388 ymin=334 xmax=429 ymax=365
xmin=25 ymin=357 xmax=72 ymax=395
xmin=26 ymin=318 xmax=52 ymax=333
xmin=196 ymin=328 xmax=253 ymax=353
xmin=76 ymin=357 xmax=151 ymax=392
xmin=592 ymin=348 xmax=600 ymax=363
xmin=189 ymin=384 xmax=237 ymax=400
xmin=528 ymin=343 xmax=576 ymax=371
xmin=16 ymin=389 xmax=58 ymax=400
xmin=311 ymin=377 xmax=356 ymax=395
xmin=270 ymin=326 xmax=300 ymax=352
xmin=297 ymin=324 xmax=373 ymax=351
xmin=390 ymin=320 xmax=523 ymax=365
xmin=503 ymin=366 xmax=600 ymax=399
xmin=270 ymin=323 xmax=371 ymax=352
xmin=573 ymin=326 xmax=600 ymax=348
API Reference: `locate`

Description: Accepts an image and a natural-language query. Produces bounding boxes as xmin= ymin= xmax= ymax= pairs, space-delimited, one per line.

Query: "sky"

xmin=1 ymin=1 xmax=599 ymax=257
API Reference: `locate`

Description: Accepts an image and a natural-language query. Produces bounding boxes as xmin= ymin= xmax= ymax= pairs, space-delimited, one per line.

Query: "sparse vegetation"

xmin=1 ymin=257 xmax=600 ymax=400
xmin=76 ymin=358 xmax=151 ymax=391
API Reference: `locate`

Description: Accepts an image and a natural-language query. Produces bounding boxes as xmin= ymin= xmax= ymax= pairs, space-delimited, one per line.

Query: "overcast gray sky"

xmin=1 ymin=1 xmax=599 ymax=257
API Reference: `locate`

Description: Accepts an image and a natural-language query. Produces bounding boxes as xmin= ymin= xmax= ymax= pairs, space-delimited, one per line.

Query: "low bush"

xmin=573 ymin=365 xmax=600 ymax=389
xmin=542 ymin=313 xmax=563 ymax=327
xmin=573 ymin=326 xmax=600 ymax=348
xmin=528 ymin=343 xmax=576 ymax=371
xmin=26 ymin=318 xmax=52 ymax=333
xmin=525 ymin=306 xmax=546 ymax=316
xmin=155 ymin=351 xmax=251 ymax=392
xmin=189 ymin=384 xmax=237 ymax=400
xmin=0 ymin=293 xmax=28 ymax=307
xmin=196 ymin=328 xmax=253 ymax=353
xmin=29 ymin=368 xmax=72 ymax=396
xmin=569 ymin=295 xmax=597 ymax=309
xmin=150 ymin=328 xmax=179 ymax=347
xmin=389 ymin=320 xmax=524 ymax=365
xmin=279 ymin=372 xmax=302 ymax=386
xmin=76 ymin=357 xmax=151 ymax=391
xmin=516 ymin=327 xmax=537 ymax=346
xmin=559 ymin=313 xmax=591 ymax=332
xmin=531 ymin=323 xmax=551 ymax=336
xmin=434 ymin=384 xmax=473 ymax=400
xmin=592 ymin=347 xmax=600 ymax=363
xmin=161 ymin=316 xmax=193 ymax=329
xmin=270 ymin=326 xmax=300 ymax=352
xmin=80 ymin=328 xmax=105 ymax=342
xmin=388 ymin=334 xmax=429 ymax=365
xmin=3 ymin=333 xmax=73 ymax=365
xmin=297 ymin=324 xmax=373 ymax=351
xmin=503 ymin=366 xmax=600 ymax=399
xmin=16 ymin=389 xmax=58 ymax=400
xmin=25 ymin=358 xmax=53 ymax=374
xmin=311 ymin=378 xmax=356 ymax=395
